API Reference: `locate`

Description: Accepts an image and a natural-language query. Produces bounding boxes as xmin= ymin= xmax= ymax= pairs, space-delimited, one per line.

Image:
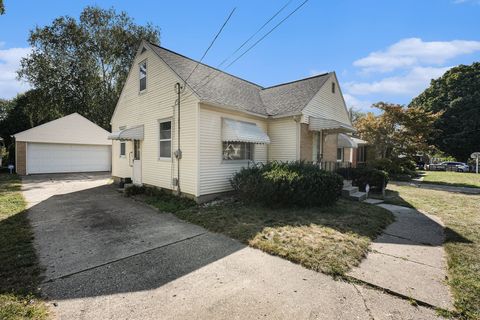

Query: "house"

xmin=13 ymin=113 xmax=112 ymax=175
xmin=109 ymin=41 xmax=360 ymax=202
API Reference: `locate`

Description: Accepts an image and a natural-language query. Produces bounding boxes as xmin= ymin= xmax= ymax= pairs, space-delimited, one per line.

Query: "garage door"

xmin=27 ymin=143 xmax=111 ymax=174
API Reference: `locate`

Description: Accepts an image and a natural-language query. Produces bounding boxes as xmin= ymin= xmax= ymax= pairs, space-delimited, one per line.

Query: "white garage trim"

xmin=27 ymin=143 xmax=111 ymax=174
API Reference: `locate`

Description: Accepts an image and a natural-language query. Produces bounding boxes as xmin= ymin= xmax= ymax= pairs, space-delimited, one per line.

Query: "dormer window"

xmin=139 ymin=60 xmax=147 ymax=92
xmin=331 ymin=82 xmax=336 ymax=94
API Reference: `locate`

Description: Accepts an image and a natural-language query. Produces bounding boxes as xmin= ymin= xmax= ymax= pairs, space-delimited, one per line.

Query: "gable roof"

xmin=146 ymin=42 xmax=334 ymax=117
xmin=14 ymin=113 xmax=111 ymax=145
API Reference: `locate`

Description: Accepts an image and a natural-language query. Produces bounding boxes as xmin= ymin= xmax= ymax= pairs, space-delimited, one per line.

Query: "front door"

xmin=132 ymin=140 xmax=142 ymax=185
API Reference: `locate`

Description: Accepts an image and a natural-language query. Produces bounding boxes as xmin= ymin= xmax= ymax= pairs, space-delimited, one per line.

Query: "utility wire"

xmin=186 ymin=0 xmax=310 ymax=98
xmin=183 ymin=7 xmax=236 ymax=85
xmin=217 ymin=0 xmax=293 ymax=69
xmin=225 ymin=0 xmax=309 ymax=69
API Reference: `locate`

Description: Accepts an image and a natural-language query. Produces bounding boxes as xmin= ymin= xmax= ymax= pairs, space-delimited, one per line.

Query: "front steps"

xmin=342 ymin=180 xmax=367 ymax=202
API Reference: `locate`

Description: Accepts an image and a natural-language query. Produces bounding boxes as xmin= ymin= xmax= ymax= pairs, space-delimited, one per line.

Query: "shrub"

xmin=368 ymin=158 xmax=417 ymax=180
xmin=231 ymin=161 xmax=343 ymax=208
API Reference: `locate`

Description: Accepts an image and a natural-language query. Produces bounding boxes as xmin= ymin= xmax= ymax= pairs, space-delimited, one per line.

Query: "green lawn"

xmin=142 ymin=191 xmax=394 ymax=277
xmin=0 ymin=174 xmax=48 ymax=320
xmin=383 ymin=184 xmax=480 ymax=320
xmin=421 ymin=171 xmax=480 ymax=188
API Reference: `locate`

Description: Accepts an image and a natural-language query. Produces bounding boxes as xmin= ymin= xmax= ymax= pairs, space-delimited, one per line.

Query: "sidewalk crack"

xmin=371 ymin=250 xmax=443 ymax=270
xmin=352 ymin=283 xmax=374 ymax=320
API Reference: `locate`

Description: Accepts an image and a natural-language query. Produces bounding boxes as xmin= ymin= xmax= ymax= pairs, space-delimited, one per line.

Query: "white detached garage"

xmin=13 ymin=113 xmax=111 ymax=175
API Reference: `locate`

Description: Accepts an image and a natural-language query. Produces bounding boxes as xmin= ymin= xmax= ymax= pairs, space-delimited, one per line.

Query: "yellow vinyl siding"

xmin=302 ymin=74 xmax=352 ymax=125
xmin=267 ymin=117 xmax=298 ymax=162
xmin=111 ymin=47 xmax=199 ymax=196
xmin=198 ymin=104 xmax=268 ymax=196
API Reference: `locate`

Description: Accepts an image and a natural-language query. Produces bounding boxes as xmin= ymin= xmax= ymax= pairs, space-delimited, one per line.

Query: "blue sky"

xmin=1 ymin=0 xmax=480 ymax=112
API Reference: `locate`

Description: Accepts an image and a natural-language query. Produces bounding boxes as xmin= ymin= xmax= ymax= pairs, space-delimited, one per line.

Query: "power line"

xmin=183 ymin=7 xmax=236 ymax=85
xmin=224 ymin=0 xmax=309 ymax=69
xmin=217 ymin=0 xmax=293 ymax=69
xmin=186 ymin=0 xmax=310 ymax=98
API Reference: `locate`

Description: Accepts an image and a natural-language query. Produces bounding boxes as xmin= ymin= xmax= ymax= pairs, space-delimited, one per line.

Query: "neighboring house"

xmin=110 ymin=41 xmax=360 ymax=202
xmin=341 ymin=135 xmax=368 ymax=167
xmin=13 ymin=113 xmax=112 ymax=175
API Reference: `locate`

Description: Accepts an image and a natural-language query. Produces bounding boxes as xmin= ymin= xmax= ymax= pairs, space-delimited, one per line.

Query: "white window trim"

xmin=119 ymin=142 xmax=126 ymax=158
xmin=336 ymin=147 xmax=344 ymax=162
xmin=158 ymin=118 xmax=172 ymax=160
xmin=119 ymin=126 xmax=127 ymax=158
xmin=139 ymin=59 xmax=147 ymax=93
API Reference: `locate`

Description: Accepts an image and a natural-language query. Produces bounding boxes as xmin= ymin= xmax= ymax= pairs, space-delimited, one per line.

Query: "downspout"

xmin=175 ymin=82 xmax=182 ymax=195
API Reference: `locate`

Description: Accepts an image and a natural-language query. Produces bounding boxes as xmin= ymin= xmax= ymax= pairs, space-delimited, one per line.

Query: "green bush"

xmin=231 ymin=161 xmax=343 ymax=207
xmin=368 ymin=158 xmax=417 ymax=180
xmin=338 ymin=167 xmax=388 ymax=192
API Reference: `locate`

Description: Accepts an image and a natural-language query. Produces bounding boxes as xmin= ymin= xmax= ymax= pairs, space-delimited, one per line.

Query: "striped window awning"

xmin=338 ymin=133 xmax=358 ymax=148
xmin=108 ymin=125 xmax=144 ymax=141
xmin=222 ymin=118 xmax=270 ymax=144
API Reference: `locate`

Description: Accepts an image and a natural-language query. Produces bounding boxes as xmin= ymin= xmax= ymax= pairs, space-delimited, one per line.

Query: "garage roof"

xmin=14 ymin=113 xmax=111 ymax=146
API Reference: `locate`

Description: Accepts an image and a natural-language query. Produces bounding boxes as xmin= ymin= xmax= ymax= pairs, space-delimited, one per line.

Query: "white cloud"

xmin=343 ymin=94 xmax=373 ymax=112
xmin=345 ymin=66 xmax=451 ymax=96
xmin=0 ymin=45 xmax=32 ymax=99
xmin=354 ymin=38 xmax=480 ymax=73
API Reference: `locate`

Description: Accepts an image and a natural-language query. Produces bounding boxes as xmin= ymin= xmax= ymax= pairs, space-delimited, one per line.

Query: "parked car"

xmin=427 ymin=162 xmax=469 ymax=172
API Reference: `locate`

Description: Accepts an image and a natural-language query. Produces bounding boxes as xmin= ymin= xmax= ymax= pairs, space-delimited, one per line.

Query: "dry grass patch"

xmin=172 ymin=199 xmax=393 ymax=276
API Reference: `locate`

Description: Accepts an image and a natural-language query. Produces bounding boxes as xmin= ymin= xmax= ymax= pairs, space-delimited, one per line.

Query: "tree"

xmin=18 ymin=6 xmax=160 ymax=129
xmin=410 ymin=62 xmax=480 ymax=161
xmin=0 ymin=0 xmax=5 ymax=15
xmin=0 ymin=90 xmax=47 ymax=148
xmin=355 ymin=102 xmax=441 ymax=160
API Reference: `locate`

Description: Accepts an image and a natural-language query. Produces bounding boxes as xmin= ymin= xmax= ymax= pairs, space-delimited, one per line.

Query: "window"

xmin=120 ymin=142 xmax=126 ymax=157
xmin=223 ymin=142 xmax=253 ymax=161
xmin=331 ymin=82 xmax=336 ymax=94
xmin=356 ymin=146 xmax=367 ymax=163
xmin=134 ymin=140 xmax=141 ymax=160
xmin=337 ymin=148 xmax=344 ymax=161
xmin=139 ymin=61 xmax=147 ymax=91
xmin=119 ymin=126 xmax=126 ymax=157
xmin=159 ymin=120 xmax=171 ymax=158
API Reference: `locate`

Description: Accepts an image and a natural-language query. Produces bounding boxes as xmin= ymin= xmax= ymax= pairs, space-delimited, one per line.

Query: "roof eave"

xmin=199 ymin=100 xmax=269 ymax=118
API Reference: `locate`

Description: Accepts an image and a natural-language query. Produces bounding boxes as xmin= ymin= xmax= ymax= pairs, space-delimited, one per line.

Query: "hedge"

xmin=336 ymin=167 xmax=388 ymax=192
xmin=230 ymin=161 xmax=343 ymax=207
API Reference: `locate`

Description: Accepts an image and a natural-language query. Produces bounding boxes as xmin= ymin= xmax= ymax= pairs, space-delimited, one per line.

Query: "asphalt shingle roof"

xmin=149 ymin=43 xmax=332 ymax=117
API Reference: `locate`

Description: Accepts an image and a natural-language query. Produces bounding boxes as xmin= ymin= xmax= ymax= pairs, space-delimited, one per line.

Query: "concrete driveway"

xmin=23 ymin=173 xmax=442 ymax=320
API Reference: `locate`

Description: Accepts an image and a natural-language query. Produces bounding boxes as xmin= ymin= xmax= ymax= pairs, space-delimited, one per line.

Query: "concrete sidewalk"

xmin=348 ymin=204 xmax=453 ymax=310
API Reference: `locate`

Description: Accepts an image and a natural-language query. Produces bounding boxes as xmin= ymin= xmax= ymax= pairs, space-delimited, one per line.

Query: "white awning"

xmin=309 ymin=117 xmax=355 ymax=133
xmin=108 ymin=125 xmax=144 ymax=141
xmin=222 ymin=118 xmax=270 ymax=144
xmin=338 ymin=133 xmax=358 ymax=148
xmin=351 ymin=136 xmax=368 ymax=145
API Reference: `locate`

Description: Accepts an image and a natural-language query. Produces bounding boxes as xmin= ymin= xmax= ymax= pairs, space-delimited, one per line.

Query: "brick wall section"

xmin=323 ymin=133 xmax=338 ymax=162
xmin=299 ymin=123 xmax=313 ymax=161
xmin=344 ymin=148 xmax=352 ymax=163
xmin=16 ymin=141 xmax=27 ymax=175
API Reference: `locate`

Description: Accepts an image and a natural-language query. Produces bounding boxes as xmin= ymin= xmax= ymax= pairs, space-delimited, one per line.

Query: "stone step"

xmin=349 ymin=191 xmax=367 ymax=202
xmin=343 ymin=180 xmax=353 ymax=187
xmin=341 ymin=186 xmax=359 ymax=197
